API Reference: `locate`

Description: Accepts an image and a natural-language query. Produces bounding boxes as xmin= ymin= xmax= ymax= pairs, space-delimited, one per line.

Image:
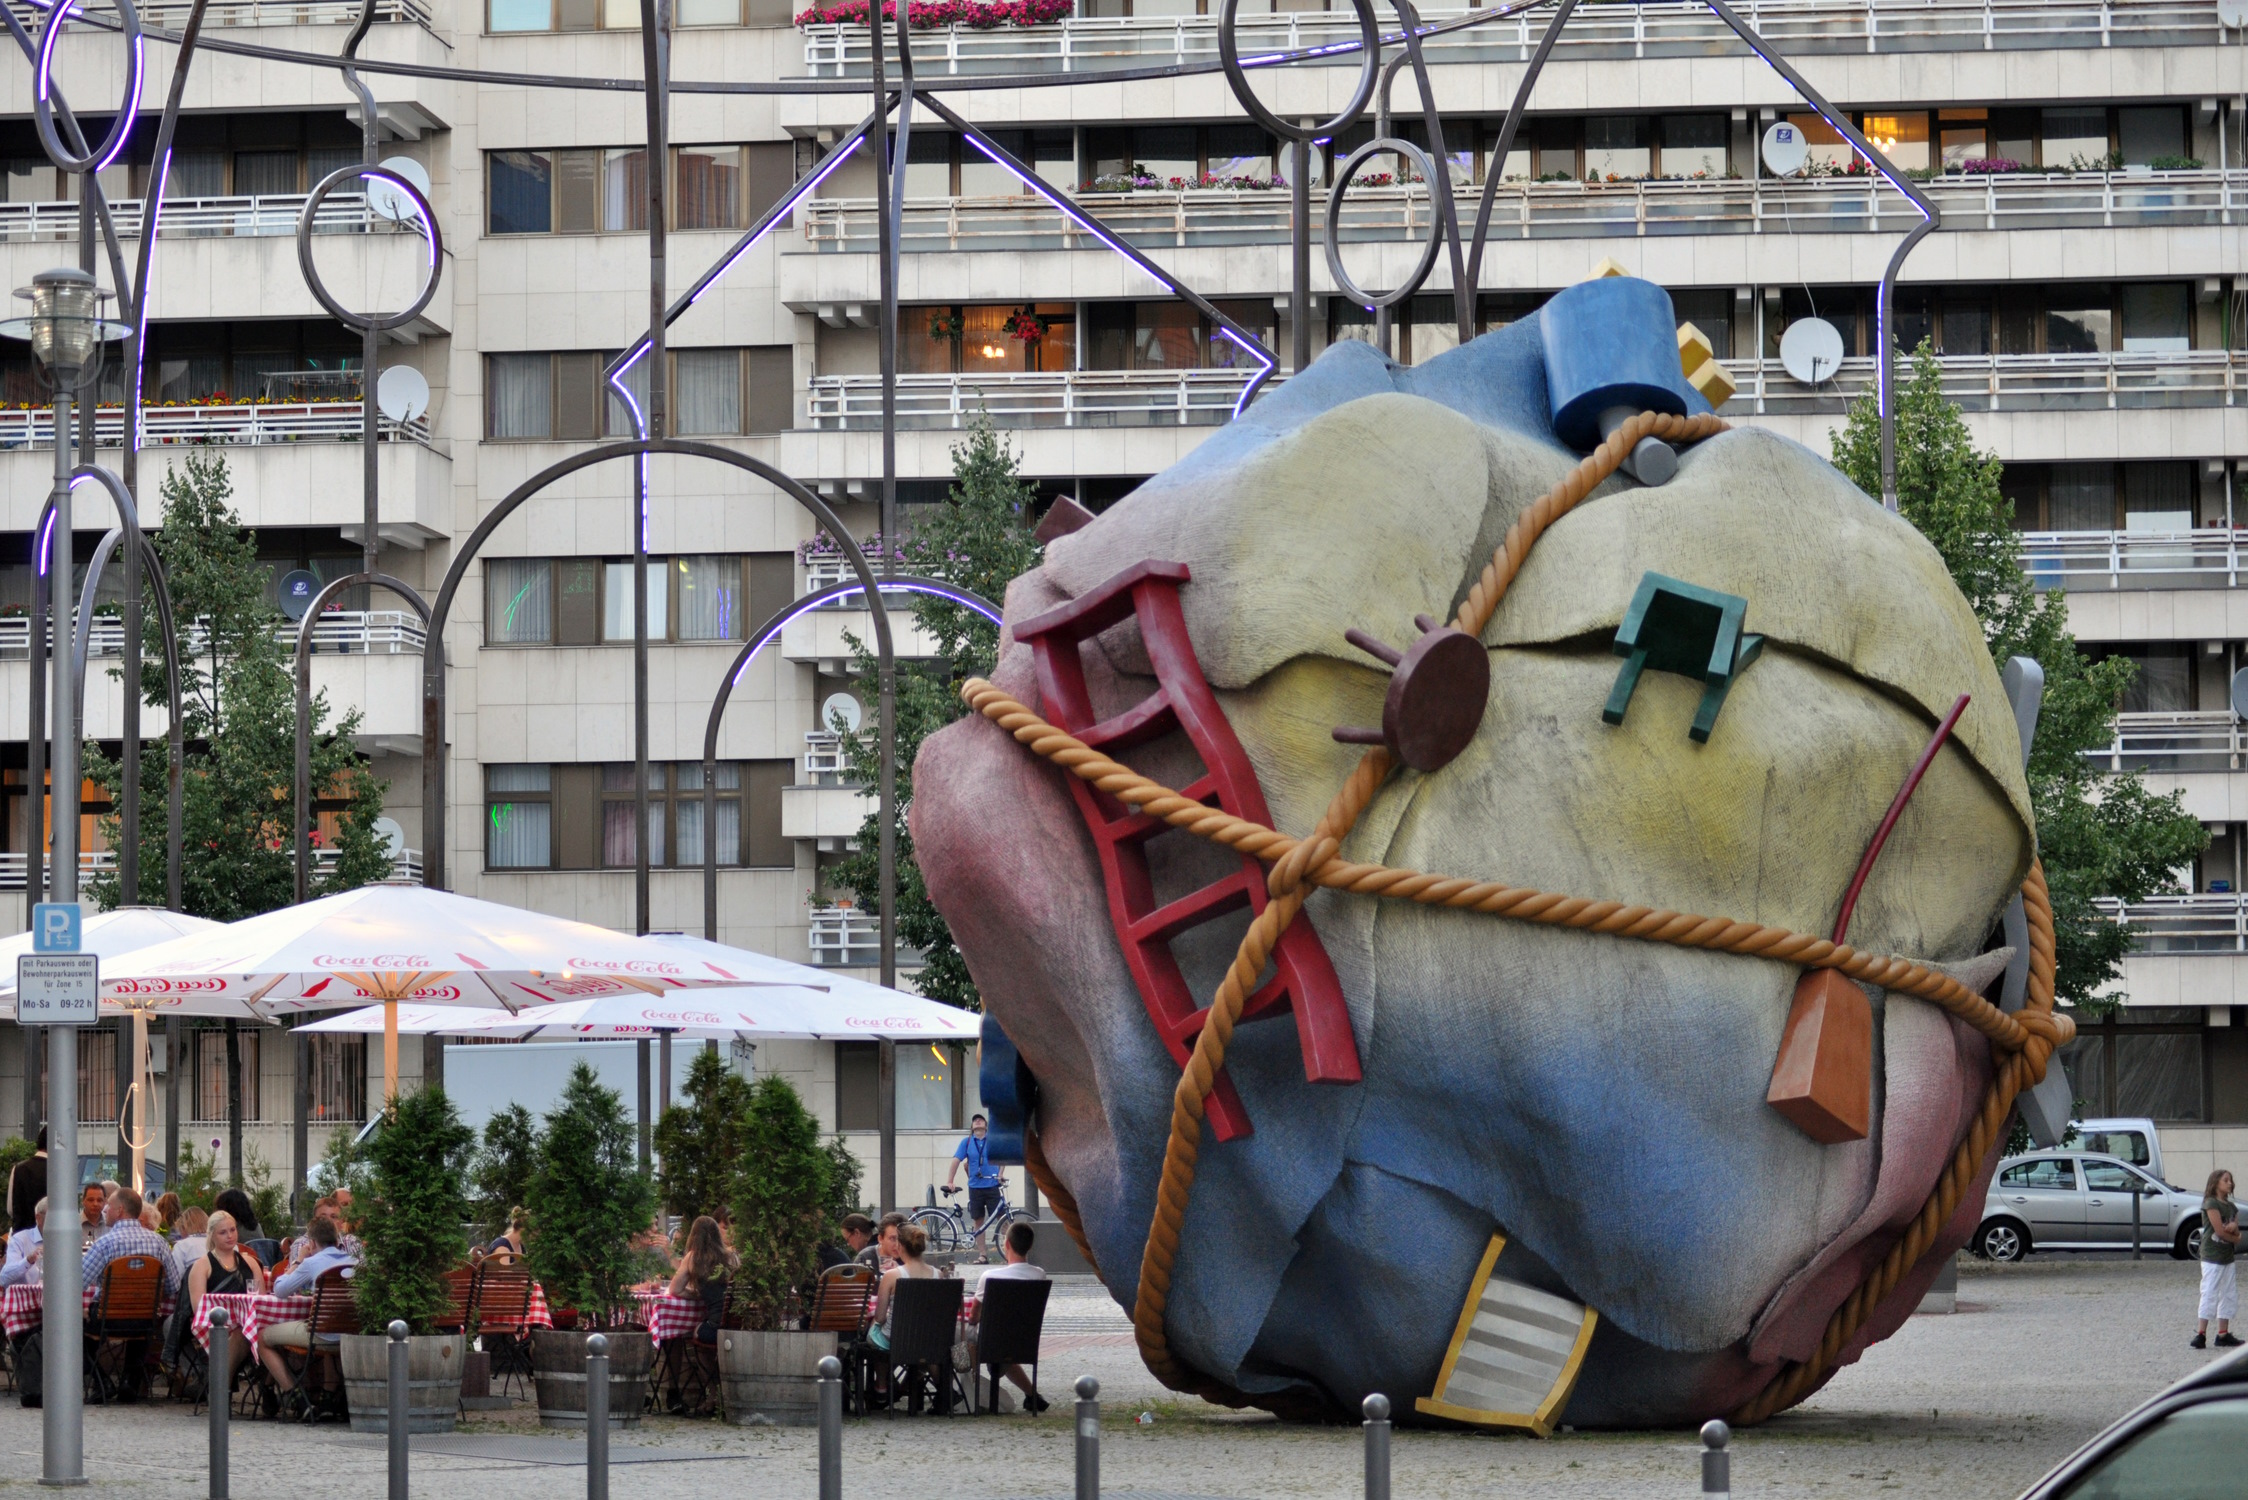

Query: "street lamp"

xmin=0 ymin=266 xmax=128 ymax=1487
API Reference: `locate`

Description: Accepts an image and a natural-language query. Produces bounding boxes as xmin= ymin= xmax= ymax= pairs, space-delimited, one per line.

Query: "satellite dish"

xmin=278 ymin=569 xmax=321 ymax=621
xmin=822 ymin=693 xmax=863 ymax=734
xmin=376 ymin=365 xmax=430 ymax=424
xmin=2222 ymin=0 xmax=2246 ymax=27
xmin=366 ymin=155 xmax=432 ymax=223
xmin=372 ymin=816 xmax=406 ymax=858
xmin=1761 ymin=121 xmax=1810 ymax=177
xmin=2230 ymin=667 xmax=2248 ymax=722
xmin=1780 ymin=317 xmax=1845 ymax=385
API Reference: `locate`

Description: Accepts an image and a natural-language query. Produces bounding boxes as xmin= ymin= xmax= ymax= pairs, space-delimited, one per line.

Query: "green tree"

xmin=527 ymin=1063 xmax=656 ymax=1328
xmin=469 ymin=1103 xmax=539 ymax=1244
xmin=654 ymin=1049 xmax=751 ymax=1227
xmin=168 ymin=1139 xmax=224 ymax=1213
xmin=84 ymin=450 xmax=392 ymax=920
xmin=727 ymin=1075 xmax=832 ymax=1330
xmin=832 ymin=415 xmax=1045 ymax=1007
xmin=352 ymin=1087 xmax=475 ymax=1336
xmin=1833 ymin=343 xmax=2207 ymax=1015
xmin=820 ymin=1137 xmax=865 ymax=1239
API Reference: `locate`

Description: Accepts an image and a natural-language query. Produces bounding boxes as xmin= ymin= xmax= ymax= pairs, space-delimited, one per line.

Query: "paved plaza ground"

xmin=0 ymin=1254 xmax=2221 ymax=1498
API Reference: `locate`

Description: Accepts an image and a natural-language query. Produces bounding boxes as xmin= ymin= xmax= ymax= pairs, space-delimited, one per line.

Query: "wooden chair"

xmin=475 ymin=1262 xmax=537 ymax=1398
xmin=803 ymin=1264 xmax=876 ymax=1414
xmin=969 ymin=1276 xmax=1051 ymax=1415
xmin=429 ymin=1266 xmax=479 ymax=1338
xmin=297 ymin=1267 xmax=362 ymax=1423
xmin=86 ymin=1255 xmax=166 ymax=1403
xmin=881 ymin=1277 xmax=966 ymax=1416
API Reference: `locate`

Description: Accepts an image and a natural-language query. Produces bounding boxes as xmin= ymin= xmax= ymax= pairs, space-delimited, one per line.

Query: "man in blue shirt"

xmin=945 ymin=1114 xmax=1003 ymax=1259
xmin=81 ymin=1186 xmax=179 ymax=1401
xmin=259 ymin=1215 xmax=359 ymax=1420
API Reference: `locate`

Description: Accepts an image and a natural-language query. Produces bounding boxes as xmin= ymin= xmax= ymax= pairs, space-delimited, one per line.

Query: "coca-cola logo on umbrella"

xmin=314 ymin=954 xmax=429 ymax=968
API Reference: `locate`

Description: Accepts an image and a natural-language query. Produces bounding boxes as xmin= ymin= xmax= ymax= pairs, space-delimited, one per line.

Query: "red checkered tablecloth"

xmin=631 ymin=1290 xmax=703 ymax=1345
xmin=481 ymin=1281 xmax=554 ymax=1335
xmin=192 ymin=1292 xmax=311 ymax=1356
xmin=2 ymin=1283 xmax=178 ymax=1339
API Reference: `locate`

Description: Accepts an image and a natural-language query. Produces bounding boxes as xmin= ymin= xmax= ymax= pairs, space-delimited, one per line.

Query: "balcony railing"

xmin=2099 ymin=894 xmax=2248 ymax=954
xmin=800 ymin=559 xmax=938 ymax=608
xmin=313 ymin=845 xmax=425 ymax=885
xmin=1738 ymin=350 xmax=2241 ymax=416
xmin=0 ymin=401 xmax=431 ymax=449
xmin=7 ymin=0 xmax=441 ymax=32
xmin=809 ymin=905 xmax=884 ymax=967
xmin=2085 ymin=711 xmax=2246 ymax=772
xmin=0 ymin=847 xmax=421 ymax=889
xmin=798 ymin=170 xmax=2245 ymax=254
xmin=2017 ymin=529 xmax=2248 ymax=590
xmin=0 ymin=610 xmax=428 ymax=661
xmin=806 ymin=350 xmax=2241 ymax=430
xmin=0 ymin=193 xmax=421 ymax=245
xmin=800 ymin=0 xmax=2224 ymax=76
xmin=804 ymin=729 xmax=853 ymax=782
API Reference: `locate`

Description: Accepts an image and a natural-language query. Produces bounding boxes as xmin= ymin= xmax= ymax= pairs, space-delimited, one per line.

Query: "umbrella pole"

xmin=130 ymin=1010 xmax=149 ymax=1194
xmin=384 ymin=999 xmax=399 ymax=1104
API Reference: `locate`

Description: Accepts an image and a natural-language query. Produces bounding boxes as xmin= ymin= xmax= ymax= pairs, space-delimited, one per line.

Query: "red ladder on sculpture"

xmin=1013 ymin=559 xmax=1360 ymax=1142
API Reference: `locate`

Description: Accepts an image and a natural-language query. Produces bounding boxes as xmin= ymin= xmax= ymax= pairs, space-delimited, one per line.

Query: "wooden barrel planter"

xmin=531 ymin=1328 xmax=652 ymax=1428
xmin=338 ymin=1333 xmax=466 ymax=1434
xmin=717 ymin=1330 xmax=838 ymax=1427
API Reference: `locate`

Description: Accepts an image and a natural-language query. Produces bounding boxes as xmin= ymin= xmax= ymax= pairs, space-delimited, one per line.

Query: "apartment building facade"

xmin=0 ymin=0 xmax=2242 ymax=1191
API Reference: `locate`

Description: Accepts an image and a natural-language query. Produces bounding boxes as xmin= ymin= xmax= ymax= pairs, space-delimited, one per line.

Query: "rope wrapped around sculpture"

xmin=975 ymin=408 xmax=2072 ymax=1423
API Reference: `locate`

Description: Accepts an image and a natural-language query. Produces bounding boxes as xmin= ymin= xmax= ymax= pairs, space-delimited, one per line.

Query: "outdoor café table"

xmin=3 ymin=1282 xmax=179 ymax=1339
xmin=192 ymin=1291 xmax=309 ymax=1357
xmin=480 ymin=1280 xmax=556 ymax=1336
xmin=631 ymin=1289 xmax=702 ymax=1345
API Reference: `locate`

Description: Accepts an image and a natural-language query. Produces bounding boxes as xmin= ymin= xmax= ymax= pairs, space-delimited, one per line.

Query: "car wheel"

xmin=1975 ymin=1218 xmax=2028 ymax=1262
xmin=2179 ymin=1223 xmax=2205 ymax=1262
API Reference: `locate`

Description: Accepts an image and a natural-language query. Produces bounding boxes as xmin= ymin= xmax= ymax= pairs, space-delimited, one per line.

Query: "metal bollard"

xmin=1362 ymin=1394 xmax=1392 ymax=1500
xmin=387 ymin=1320 xmax=410 ymax=1500
xmin=206 ymin=1306 xmax=229 ymax=1500
xmin=1074 ymin=1375 xmax=1101 ymax=1500
xmin=1701 ymin=1419 xmax=1731 ymax=1499
xmin=817 ymin=1354 xmax=843 ymax=1500
xmin=586 ymin=1332 xmax=611 ymax=1500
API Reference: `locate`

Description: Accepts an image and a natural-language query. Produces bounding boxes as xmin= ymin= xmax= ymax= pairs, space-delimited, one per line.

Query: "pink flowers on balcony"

xmin=795 ymin=0 xmax=1074 ymax=29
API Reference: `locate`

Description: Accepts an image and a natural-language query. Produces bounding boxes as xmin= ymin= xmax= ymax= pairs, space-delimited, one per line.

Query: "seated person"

xmin=664 ymin=1216 xmax=736 ymax=1415
xmin=171 ymin=1209 xmax=263 ymax=1389
xmin=82 ymin=1187 xmax=180 ymax=1303
xmin=1 ymin=1198 xmax=44 ymax=1289
xmin=819 ymin=1213 xmax=875 ymax=1272
xmin=971 ymin=1221 xmax=1049 ymax=1414
xmin=257 ymin=1215 xmax=358 ymax=1420
xmin=484 ymin=1207 xmax=529 ymax=1263
xmin=169 ymin=1208 xmax=210 ymax=1283
xmin=868 ymin=1222 xmax=935 ymax=1354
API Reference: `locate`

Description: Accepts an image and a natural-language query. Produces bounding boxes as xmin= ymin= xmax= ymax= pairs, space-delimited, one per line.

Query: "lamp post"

xmin=3 ymin=264 xmax=126 ymax=1489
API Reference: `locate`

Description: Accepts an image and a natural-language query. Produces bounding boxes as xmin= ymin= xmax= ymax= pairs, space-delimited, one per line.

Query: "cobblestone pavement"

xmin=0 ymin=1256 xmax=2220 ymax=1498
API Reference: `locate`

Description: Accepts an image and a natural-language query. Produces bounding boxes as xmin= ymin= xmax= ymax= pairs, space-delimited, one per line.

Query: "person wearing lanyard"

xmin=946 ymin=1114 xmax=1003 ymax=1261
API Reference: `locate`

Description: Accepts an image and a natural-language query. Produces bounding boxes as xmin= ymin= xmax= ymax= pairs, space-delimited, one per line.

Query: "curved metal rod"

xmin=1462 ymin=0 xmax=1580 ymax=319
xmin=698 ymin=575 xmax=1003 ymax=942
xmin=417 ymin=439 xmax=898 ymax=900
xmin=1384 ymin=0 xmax=1471 ymax=342
xmin=35 ymin=467 xmax=186 ymax=912
xmin=293 ymin=571 xmax=431 ymax=904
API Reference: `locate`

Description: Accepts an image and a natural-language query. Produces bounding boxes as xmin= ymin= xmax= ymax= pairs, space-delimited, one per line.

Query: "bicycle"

xmin=908 ymin=1185 xmax=1035 ymax=1255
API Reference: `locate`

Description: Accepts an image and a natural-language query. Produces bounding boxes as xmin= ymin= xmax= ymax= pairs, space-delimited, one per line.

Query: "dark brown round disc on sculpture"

xmin=1381 ymin=626 xmax=1491 ymax=772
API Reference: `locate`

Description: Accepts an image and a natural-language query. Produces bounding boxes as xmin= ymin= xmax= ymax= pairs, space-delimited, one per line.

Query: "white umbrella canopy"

xmin=95 ymin=886 xmax=773 ymax=1096
xmin=299 ymin=986 xmax=983 ymax=1043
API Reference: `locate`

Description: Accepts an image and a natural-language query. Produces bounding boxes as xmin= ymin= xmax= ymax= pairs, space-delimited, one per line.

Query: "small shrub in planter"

xmin=714 ymin=1077 xmax=837 ymax=1427
xmin=526 ymin=1063 xmax=658 ymax=1426
xmin=471 ymin=1102 xmax=539 ymax=1245
xmin=655 ymin=1048 xmax=752 ymax=1231
xmin=341 ymin=1087 xmax=475 ymax=1434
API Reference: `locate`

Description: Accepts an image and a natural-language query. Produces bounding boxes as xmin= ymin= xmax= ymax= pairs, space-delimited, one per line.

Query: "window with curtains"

xmin=484 ymin=553 xmax=793 ymax=646
xmin=306 ymin=1034 xmax=367 ymax=1124
xmin=486 ymin=145 xmax=796 ymax=233
xmin=2005 ymin=461 xmax=2199 ymax=532
xmin=488 ymin=348 xmax=792 ymax=438
xmin=191 ymin=1028 xmax=260 ymax=1123
xmin=485 ymin=760 xmax=794 ymax=870
xmin=2058 ymin=1008 xmax=2206 ymax=1122
xmin=77 ymin=1029 xmax=118 ymax=1124
xmin=488 ymin=0 xmax=640 ymax=32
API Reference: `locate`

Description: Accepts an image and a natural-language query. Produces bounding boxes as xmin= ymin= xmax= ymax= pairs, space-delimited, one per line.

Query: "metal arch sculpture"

xmin=292 ymin=572 xmax=433 ymax=906
xmin=415 ymin=438 xmax=902 ymax=896
xmin=697 ymin=575 xmax=1004 ymax=942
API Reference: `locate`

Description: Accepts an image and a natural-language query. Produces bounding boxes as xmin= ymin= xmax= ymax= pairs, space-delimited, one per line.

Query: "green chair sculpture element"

xmin=1603 ymin=572 xmax=1765 ymax=744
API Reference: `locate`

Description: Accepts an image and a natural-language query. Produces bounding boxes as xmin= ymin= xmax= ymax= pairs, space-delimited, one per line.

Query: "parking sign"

xmin=31 ymin=902 xmax=81 ymax=953
xmin=17 ymin=953 xmax=98 ymax=1025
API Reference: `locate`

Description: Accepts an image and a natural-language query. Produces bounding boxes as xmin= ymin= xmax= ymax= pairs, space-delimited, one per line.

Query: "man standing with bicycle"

xmin=945 ymin=1114 xmax=1003 ymax=1261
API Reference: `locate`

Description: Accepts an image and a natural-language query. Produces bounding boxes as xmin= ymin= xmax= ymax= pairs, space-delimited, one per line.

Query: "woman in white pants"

xmin=2193 ymin=1169 xmax=2241 ymax=1351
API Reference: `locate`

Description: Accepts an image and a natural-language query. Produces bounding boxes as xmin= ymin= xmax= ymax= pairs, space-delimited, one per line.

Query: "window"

xmin=674 ymin=147 xmax=742 ymax=230
xmin=2116 ymin=106 xmax=2187 ymax=166
xmin=1938 ymin=107 xmax=1988 ymax=171
xmin=2050 ymin=1397 xmax=2248 ymax=1500
xmin=2119 ymin=284 xmax=2191 ymax=353
xmin=484 ymin=553 xmax=793 ymax=646
xmin=1997 ymin=1158 xmax=2075 ymax=1190
xmin=1859 ymin=112 xmax=1931 ymax=173
xmin=2060 ymin=1008 xmax=2207 ymax=1122
xmin=192 ymin=1027 xmax=260 ymax=1123
xmin=2081 ymin=1162 xmax=2146 ymax=1193
xmin=911 ymin=307 xmax=1074 ymax=375
xmin=489 ymin=348 xmax=784 ymax=438
xmin=835 ymin=1041 xmax=970 ymax=1131
xmin=306 ymin=1034 xmax=366 ymax=1124
xmin=675 ymin=348 xmax=742 ymax=434
xmin=836 ymin=1042 xmax=879 ymax=1130
xmin=77 ymin=1028 xmax=118 ymax=1124
xmin=674 ymin=0 xmax=795 ymax=22
xmin=490 ymin=150 xmax=554 ymax=235
xmin=485 ymin=352 xmax=607 ymax=439
xmin=1660 ymin=114 xmax=1728 ymax=178
xmin=897 ymin=1042 xmax=957 ymax=1130
xmin=2039 ymin=107 xmax=2111 ymax=170
xmin=1582 ymin=116 xmax=1650 ymax=181
xmin=2077 ymin=1128 xmax=2152 ymax=1168
xmin=489 ymin=0 xmax=638 ymax=32
xmin=484 ymin=760 xmax=792 ymax=870
xmin=488 ymin=146 xmax=788 ymax=233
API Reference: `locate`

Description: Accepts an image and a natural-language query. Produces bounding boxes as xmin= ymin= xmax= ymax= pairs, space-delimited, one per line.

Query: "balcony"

xmin=783 ymin=563 xmax=943 ymax=669
xmin=783 ymin=782 xmax=872 ymax=848
xmin=5 ymin=0 xmax=440 ymax=31
xmin=0 ymin=193 xmax=419 ymax=246
xmin=797 ymin=0 xmax=2225 ymax=77
xmin=2017 ymin=530 xmax=2248 ymax=592
xmin=0 ymin=610 xmax=428 ymax=662
xmin=2085 ymin=711 xmax=2246 ymax=773
xmin=0 ymin=401 xmax=430 ymax=451
xmin=804 ymin=729 xmax=850 ymax=782
xmin=2102 ymin=895 xmax=2248 ymax=954
xmin=798 ymin=171 xmax=2247 ymax=255
xmin=808 ymin=368 xmax=1260 ymax=430
xmin=0 ymin=846 xmax=420 ymax=891
xmin=808 ymin=905 xmax=883 ymax=967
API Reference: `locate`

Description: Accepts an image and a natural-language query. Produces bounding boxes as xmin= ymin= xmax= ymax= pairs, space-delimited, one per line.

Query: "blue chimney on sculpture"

xmin=1540 ymin=273 xmax=1705 ymax=486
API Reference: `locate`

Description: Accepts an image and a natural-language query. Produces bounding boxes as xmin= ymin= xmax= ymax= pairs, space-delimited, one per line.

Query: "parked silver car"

xmin=1977 ymin=1151 xmax=2209 ymax=1262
